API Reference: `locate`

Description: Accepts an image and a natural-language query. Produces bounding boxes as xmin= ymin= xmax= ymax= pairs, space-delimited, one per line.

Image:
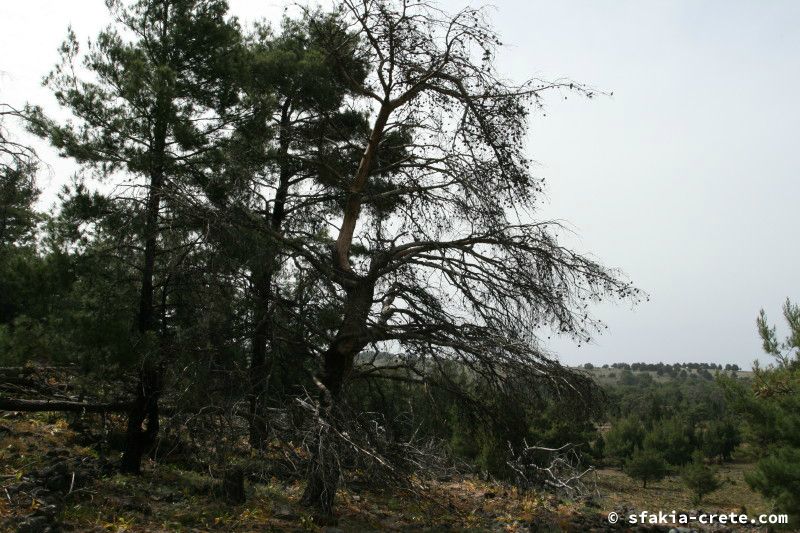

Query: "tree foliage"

xmin=605 ymin=416 xmax=645 ymax=462
xmin=624 ymin=448 xmax=667 ymax=488
xmin=643 ymin=416 xmax=695 ymax=466
xmin=2 ymin=0 xmax=644 ymax=516
xmin=723 ymin=298 xmax=800 ymax=519
xmin=681 ymin=452 xmax=721 ymax=504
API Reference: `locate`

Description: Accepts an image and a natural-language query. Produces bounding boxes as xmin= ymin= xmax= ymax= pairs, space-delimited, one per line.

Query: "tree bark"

xmin=247 ymin=97 xmax=293 ymax=448
xmin=299 ymin=346 xmax=347 ymax=514
xmin=220 ymin=466 xmax=246 ymax=505
xmin=120 ymin=363 xmax=162 ymax=474
xmin=301 ymin=97 xmax=391 ymax=514
xmin=248 ymin=271 xmax=272 ymax=447
xmin=333 ymin=103 xmax=391 ymax=271
xmin=121 ymin=79 xmax=169 ymax=474
xmin=301 ymin=283 xmax=373 ymax=514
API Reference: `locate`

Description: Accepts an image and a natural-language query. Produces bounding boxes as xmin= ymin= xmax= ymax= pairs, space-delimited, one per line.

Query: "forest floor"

xmin=0 ymin=413 xmax=780 ymax=532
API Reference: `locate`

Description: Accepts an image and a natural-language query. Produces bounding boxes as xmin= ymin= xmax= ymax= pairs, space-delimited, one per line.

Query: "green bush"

xmin=605 ymin=416 xmax=645 ymax=462
xmin=643 ymin=417 xmax=695 ymax=466
xmin=746 ymin=440 xmax=800 ymax=519
xmin=682 ymin=453 xmax=721 ymax=504
xmin=722 ymin=298 xmax=800 ymax=520
xmin=624 ymin=448 xmax=667 ymax=488
xmin=699 ymin=418 xmax=740 ymax=461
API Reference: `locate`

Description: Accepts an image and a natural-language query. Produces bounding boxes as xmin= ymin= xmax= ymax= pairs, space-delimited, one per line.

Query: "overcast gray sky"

xmin=1 ymin=1 xmax=797 ymax=368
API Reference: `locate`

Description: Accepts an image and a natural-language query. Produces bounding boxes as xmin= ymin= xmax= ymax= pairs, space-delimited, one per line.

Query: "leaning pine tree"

xmin=238 ymin=0 xmax=641 ymax=514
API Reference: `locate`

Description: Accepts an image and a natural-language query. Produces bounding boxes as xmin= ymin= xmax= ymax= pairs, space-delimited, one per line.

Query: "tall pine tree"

xmin=29 ymin=0 xmax=245 ymax=473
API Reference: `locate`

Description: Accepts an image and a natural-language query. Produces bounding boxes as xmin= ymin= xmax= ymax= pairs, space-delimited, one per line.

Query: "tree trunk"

xmin=300 ymin=100 xmax=389 ymax=513
xmin=299 ymin=346 xmax=348 ymax=515
xmin=300 ymin=423 xmax=340 ymax=516
xmin=333 ymin=104 xmax=391 ymax=271
xmin=300 ymin=284 xmax=372 ymax=514
xmin=122 ymin=84 xmax=169 ymax=474
xmin=220 ymin=466 xmax=246 ymax=505
xmin=120 ymin=363 xmax=162 ymax=474
xmin=247 ymin=97 xmax=293 ymax=448
xmin=248 ymin=272 xmax=272 ymax=448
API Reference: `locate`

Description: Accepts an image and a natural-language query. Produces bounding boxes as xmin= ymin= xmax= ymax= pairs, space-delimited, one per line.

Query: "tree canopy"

xmin=5 ymin=0 xmax=640 ymax=516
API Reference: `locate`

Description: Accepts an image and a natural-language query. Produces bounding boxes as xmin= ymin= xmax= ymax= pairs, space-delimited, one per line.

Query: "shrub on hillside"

xmin=624 ymin=448 xmax=667 ymax=488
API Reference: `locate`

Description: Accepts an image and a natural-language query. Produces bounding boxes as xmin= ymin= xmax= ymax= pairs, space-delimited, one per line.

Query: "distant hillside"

xmin=576 ymin=362 xmax=752 ymax=385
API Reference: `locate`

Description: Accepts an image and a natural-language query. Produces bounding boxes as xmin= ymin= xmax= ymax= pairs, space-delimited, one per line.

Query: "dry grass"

xmin=595 ymin=463 xmax=771 ymax=516
xmin=0 ymin=413 xmax=780 ymax=532
xmin=0 ymin=414 xmax=571 ymax=532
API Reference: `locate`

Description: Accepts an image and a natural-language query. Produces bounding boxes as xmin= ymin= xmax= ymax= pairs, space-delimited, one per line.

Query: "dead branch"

xmin=507 ymin=440 xmax=598 ymax=498
xmin=0 ymin=398 xmax=133 ymax=413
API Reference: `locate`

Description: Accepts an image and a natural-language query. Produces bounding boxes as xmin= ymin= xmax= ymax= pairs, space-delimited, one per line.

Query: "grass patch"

xmin=596 ymin=463 xmax=771 ymax=515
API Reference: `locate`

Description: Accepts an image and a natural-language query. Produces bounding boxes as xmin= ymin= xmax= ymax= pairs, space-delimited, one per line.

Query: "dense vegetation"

xmin=587 ymin=305 xmax=800 ymax=522
xmin=1 ymin=0 xmax=635 ymax=523
xmin=1 ymin=0 xmax=798 ymax=530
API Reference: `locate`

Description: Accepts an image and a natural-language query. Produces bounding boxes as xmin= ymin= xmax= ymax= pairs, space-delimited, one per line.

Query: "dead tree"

xmin=214 ymin=0 xmax=640 ymax=515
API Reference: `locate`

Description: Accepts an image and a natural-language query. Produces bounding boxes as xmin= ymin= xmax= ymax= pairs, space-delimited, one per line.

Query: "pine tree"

xmin=233 ymin=14 xmax=368 ymax=447
xmin=0 ymin=106 xmax=39 ymax=250
xmin=723 ymin=299 xmax=800 ymax=519
xmin=643 ymin=417 xmax=695 ymax=466
xmin=699 ymin=418 xmax=740 ymax=462
xmin=624 ymin=448 xmax=667 ymax=488
xmin=681 ymin=452 xmax=721 ymax=504
xmin=284 ymin=0 xmax=639 ymax=514
xmin=28 ymin=0 xmax=245 ymax=474
xmin=0 ymin=103 xmax=42 ymax=328
xmin=605 ymin=416 xmax=645 ymax=462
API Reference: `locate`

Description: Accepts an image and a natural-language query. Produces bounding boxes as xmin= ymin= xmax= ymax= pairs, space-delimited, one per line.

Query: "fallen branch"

xmin=0 ymin=366 xmax=75 ymax=373
xmin=0 ymin=398 xmax=132 ymax=413
xmin=507 ymin=440 xmax=598 ymax=498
